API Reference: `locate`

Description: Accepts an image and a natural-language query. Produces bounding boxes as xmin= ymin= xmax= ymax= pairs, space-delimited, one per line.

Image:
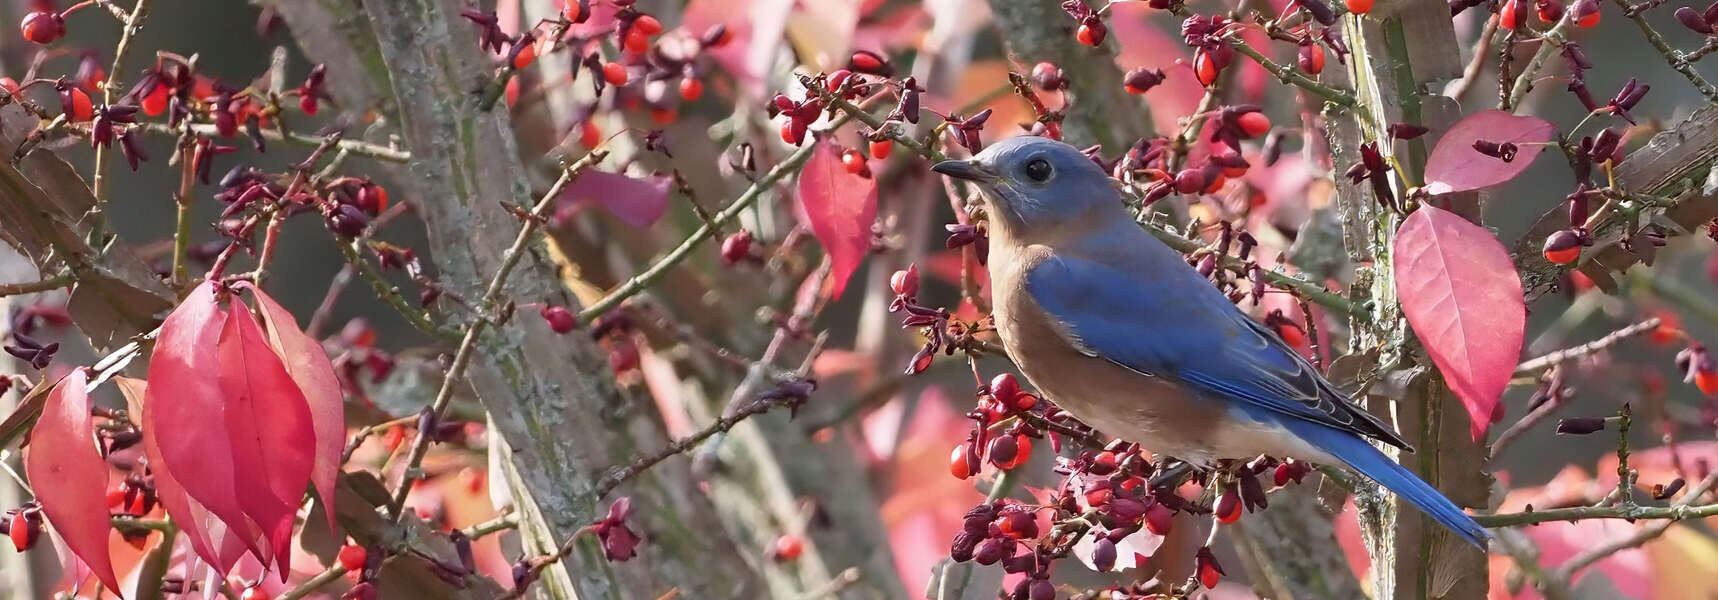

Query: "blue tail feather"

xmin=1282 ymin=420 xmax=1489 ymax=548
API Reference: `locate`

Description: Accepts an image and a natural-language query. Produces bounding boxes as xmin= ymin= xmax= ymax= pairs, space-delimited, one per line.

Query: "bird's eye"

xmin=1023 ymin=158 xmax=1053 ymax=182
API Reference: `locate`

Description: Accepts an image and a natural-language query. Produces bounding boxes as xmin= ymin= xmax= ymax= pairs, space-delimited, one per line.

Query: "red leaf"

xmin=560 ymin=170 xmax=672 ymax=228
xmin=797 ymin=140 xmax=878 ymax=299
xmin=242 ymin=283 xmax=345 ymax=533
xmin=217 ymin=296 xmax=315 ymax=580
xmin=143 ymin=283 xmax=266 ymax=562
xmin=116 ymin=377 xmax=229 ymax=572
xmin=24 ymin=370 xmax=122 ymax=594
xmin=1392 ymin=204 xmax=1525 ymax=440
xmin=1422 ymin=110 xmax=1555 ymax=195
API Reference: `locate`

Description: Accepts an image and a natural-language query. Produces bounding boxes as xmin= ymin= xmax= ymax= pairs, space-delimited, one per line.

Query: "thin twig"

xmin=275 ymin=565 xmax=348 ymax=600
xmin=1513 ymin=318 xmax=1660 ymax=375
xmin=129 ymin=122 xmax=411 ymax=162
xmin=87 ymin=0 xmax=154 ymax=245
xmin=1227 ymin=36 xmax=1357 ymax=107
xmin=0 ymin=274 xmax=72 ymax=297
xmin=386 ymin=150 xmax=606 ymax=519
xmin=1447 ymin=15 xmax=1499 ymax=102
xmin=1552 ymin=471 xmax=1718 ymax=581
xmin=575 ymin=110 xmax=862 ymax=324
xmin=170 ymin=132 xmax=195 ymax=292
xmin=1608 ymin=0 xmax=1718 ymax=102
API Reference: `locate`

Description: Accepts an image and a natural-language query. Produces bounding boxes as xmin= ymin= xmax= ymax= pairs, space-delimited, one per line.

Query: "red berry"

xmin=337 ymin=544 xmax=368 ymax=572
xmin=950 ymin=443 xmax=973 ymax=479
xmin=1698 ymin=369 xmax=1718 ymax=396
xmin=848 ymin=50 xmax=889 ymax=74
xmin=1277 ymin=323 xmax=1305 ymax=347
xmin=1236 ymin=111 xmax=1271 ymax=138
xmin=602 ymin=62 xmax=629 ymax=86
xmin=780 ymin=122 xmax=797 ymax=145
xmin=841 ymin=148 xmax=866 ymax=174
xmin=299 ymin=93 xmax=320 ymax=116
xmin=632 ymin=15 xmax=663 ymax=35
xmin=609 ymin=340 xmax=640 ymax=374
xmin=869 ymin=138 xmax=893 ymax=159
xmin=890 ymin=264 xmax=919 ymax=297
xmin=0 ymin=78 xmax=18 ymax=95
xmin=679 ymin=77 xmax=704 ymax=101
xmin=580 ymin=120 xmax=602 ymax=148
xmin=1652 ymin=312 xmax=1682 ymax=345
xmin=504 ymin=77 xmax=521 ymax=107
xmin=1198 ymin=556 xmax=1222 ymax=589
xmin=512 ymin=42 xmax=536 ymax=69
xmin=383 ymin=425 xmax=406 ymax=453
xmin=1346 ymin=0 xmax=1375 ymax=13
xmin=1577 ymin=10 xmax=1600 ymax=26
xmin=240 ymin=587 xmax=271 ymax=600
xmin=1173 ymin=169 xmax=1207 ymax=194
xmin=1501 ymin=0 xmax=1524 ymax=29
xmin=721 ymin=230 xmax=753 ymax=265
xmin=1194 ymin=50 xmax=1220 ymax=86
xmin=649 ymin=107 xmax=676 ymax=125
xmin=563 ymin=0 xmax=586 ymax=22
xmin=540 ymin=305 xmax=577 ymax=333
xmin=1076 ymin=22 xmax=1104 ymax=46
xmin=1299 ymin=42 xmax=1326 ymax=75
xmin=704 ymin=24 xmax=733 ymax=47
xmin=20 ymin=11 xmax=64 ymax=45
xmin=1543 ymin=245 xmax=1580 ymax=264
xmin=1216 ymin=488 xmax=1242 ymax=523
xmin=770 ymin=534 xmax=804 ymax=561
xmin=990 ymin=373 xmax=1020 ymax=404
xmin=66 ymin=87 xmax=94 ymax=121
xmin=623 ymin=28 xmax=650 ymax=54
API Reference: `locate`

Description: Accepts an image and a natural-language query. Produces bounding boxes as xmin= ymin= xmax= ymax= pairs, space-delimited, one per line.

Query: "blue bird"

xmin=931 ymin=136 xmax=1487 ymax=548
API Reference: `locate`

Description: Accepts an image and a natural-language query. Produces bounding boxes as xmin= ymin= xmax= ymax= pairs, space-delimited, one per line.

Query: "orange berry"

xmin=602 ymin=62 xmax=629 ymax=86
xmin=1577 ymin=10 xmax=1600 ymax=26
xmin=1076 ymin=22 xmax=1104 ymax=46
xmin=512 ymin=42 xmax=536 ymax=69
xmin=1651 ymin=312 xmax=1682 ymax=345
xmin=841 ymin=148 xmax=866 ymax=174
xmin=1194 ymin=50 xmax=1220 ymax=86
xmin=950 ymin=443 xmax=973 ymax=479
xmin=1299 ymin=42 xmax=1326 ymax=75
xmin=240 ymin=587 xmax=271 ymax=600
xmin=623 ymin=28 xmax=650 ymax=54
xmin=1203 ymin=173 xmax=1227 ymax=194
xmin=770 ymin=534 xmax=804 ymax=561
xmin=337 ymin=543 xmax=368 ymax=572
xmin=563 ymin=0 xmax=585 ymax=22
xmin=1216 ymin=488 xmax=1242 ymax=523
xmin=1346 ymin=0 xmax=1375 ymax=13
xmin=505 ymin=77 xmax=521 ymax=107
xmin=1698 ymin=369 xmax=1718 ymax=396
xmin=1236 ymin=111 xmax=1271 ymax=138
xmin=1543 ymin=245 xmax=1580 ymax=264
xmin=632 ymin=15 xmax=663 ymax=35
xmin=678 ymin=77 xmax=704 ymax=101
xmin=869 ymin=138 xmax=893 ymax=159
xmin=1199 ymin=560 xmax=1222 ymax=589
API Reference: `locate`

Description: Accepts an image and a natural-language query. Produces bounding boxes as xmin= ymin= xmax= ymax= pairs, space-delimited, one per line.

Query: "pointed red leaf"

xmin=143 ymin=282 xmax=267 ymax=562
xmin=24 ymin=370 xmax=122 ymax=594
xmin=797 ymin=140 xmax=878 ymax=299
xmin=1393 ymin=205 xmax=1525 ymax=440
xmin=242 ymin=283 xmax=345 ymax=532
xmin=560 ymin=170 xmax=672 ymax=228
xmin=116 ymin=377 xmax=227 ymax=572
xmin=217 ymin=297 xmax=315 ymax=580
xmin=1423 ymin=110 xmax=1555 ymax=195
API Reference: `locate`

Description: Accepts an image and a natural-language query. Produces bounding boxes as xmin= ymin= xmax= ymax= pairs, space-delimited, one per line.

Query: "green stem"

xmin=1228 ymin=37 xmax=1357 ymax=108
xmin=87 ymin=0 xmax=154 ymax=246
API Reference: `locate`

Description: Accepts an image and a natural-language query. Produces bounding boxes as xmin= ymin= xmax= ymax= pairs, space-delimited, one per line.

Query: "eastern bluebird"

xmin=932 ymin=136 xmax=1487 ymax=548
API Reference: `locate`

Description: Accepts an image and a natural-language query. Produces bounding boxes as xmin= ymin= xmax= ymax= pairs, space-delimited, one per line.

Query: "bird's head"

xmin=931 ymin=136 xmax=1125 ymax=236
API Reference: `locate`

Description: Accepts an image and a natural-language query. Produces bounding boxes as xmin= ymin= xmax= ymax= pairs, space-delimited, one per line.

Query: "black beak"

xmin=931 ymin=159 xmax=997 ymax=182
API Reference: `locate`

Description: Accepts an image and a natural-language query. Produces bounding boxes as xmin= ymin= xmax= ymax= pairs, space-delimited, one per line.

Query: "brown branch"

xmin=1608 ymin=0 xmax=1718 ymax=102
xmin=1513 ymin=318 xmax=1661 ymax=375
xmin=1552 ymin=471 xmax=1718 ymax=581
xmin=87 ymin=0 xmax=154 ymax=244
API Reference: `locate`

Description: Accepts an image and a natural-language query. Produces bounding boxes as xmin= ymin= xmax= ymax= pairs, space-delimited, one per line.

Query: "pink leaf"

xmin=143 ymin=282 xmax=266 ymax=563
xmin=797 ymin=140 xmax=878 ymax=299
xmin=217 ymin=297 xmax=316 ymax=580
xmin=1392 ymin=204 xmax=1524 ymax=440
xmin=242 ymin=283 xmax=345 ymax=533
xmin=560 ymin=170 xmax=672 ymax=228
xmin=24 ymin=370 xmax=122 ymax=595
xmin=116 ymin=377 xmax=226 ymax=572
xmin=1423 ymin=110 xmax=1555 ymax=195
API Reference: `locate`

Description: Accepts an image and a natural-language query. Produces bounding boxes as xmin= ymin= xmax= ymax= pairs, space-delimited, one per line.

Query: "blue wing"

xmin=1023 ymin=252 xmax=1407 ymax=448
